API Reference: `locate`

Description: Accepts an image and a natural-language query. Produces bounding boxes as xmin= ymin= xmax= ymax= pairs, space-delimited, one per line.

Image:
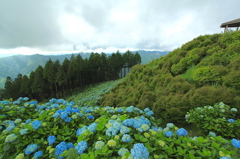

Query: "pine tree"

xmin=20 ymin=75 xmax=31 ymax=97
xmin=31 ymin=66 xmax=46 ymax=100
xmin=4 ymin=76 xmax=13 ymax=99
xmin=12 ymin=74 xmax=23 ymax=99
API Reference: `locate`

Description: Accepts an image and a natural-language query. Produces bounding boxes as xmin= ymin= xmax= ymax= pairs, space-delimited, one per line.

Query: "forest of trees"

xmin=2 ymin=50 xmax=141 ymax=101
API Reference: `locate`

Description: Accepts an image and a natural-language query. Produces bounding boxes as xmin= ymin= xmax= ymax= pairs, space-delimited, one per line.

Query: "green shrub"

xmin=186 ymin=102 xmax=240 ymax=139
xmin=193 ymin=67 xmax=222 ymax=86
xmin=189 ymin=86 xmax=237 ymax=108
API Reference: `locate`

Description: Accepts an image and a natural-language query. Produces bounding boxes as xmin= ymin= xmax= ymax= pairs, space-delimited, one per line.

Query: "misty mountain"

xmin=0 ymin=51 xmax=169 ymax=88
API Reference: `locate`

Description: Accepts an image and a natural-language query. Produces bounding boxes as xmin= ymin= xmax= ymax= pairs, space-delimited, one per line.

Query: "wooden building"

xmin=220 ymin=18 xmax=240 ymax=32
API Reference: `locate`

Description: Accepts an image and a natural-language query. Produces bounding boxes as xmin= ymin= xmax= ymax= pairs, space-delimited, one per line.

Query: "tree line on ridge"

xmin=2 ymin=50 xmax=141 ymax=101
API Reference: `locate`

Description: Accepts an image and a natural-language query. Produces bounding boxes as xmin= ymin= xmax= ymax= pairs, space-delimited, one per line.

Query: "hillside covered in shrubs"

xmin=101 ymin=31 xmax=240 ymax=123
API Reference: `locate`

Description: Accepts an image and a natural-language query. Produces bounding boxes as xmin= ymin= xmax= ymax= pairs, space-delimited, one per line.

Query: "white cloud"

xmin=0 ymin=0 xmax=239 ymax=56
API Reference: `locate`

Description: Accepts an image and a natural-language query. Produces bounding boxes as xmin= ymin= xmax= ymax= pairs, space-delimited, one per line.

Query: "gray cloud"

xmin=0 ymin=0 xmax=64 ymax=48
xmin=0 ymin=0 xmax=240 ymax=53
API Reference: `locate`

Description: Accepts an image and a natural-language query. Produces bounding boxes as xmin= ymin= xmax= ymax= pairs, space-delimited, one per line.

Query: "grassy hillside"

xmin=101 ymin=31 xmax=240 ymax=123
xmin=67 ymin=80 xmax=121 ymax=107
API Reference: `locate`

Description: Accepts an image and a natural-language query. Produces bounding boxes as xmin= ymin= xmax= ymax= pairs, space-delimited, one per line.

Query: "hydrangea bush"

xmin=0 ymin=97 xmax=240 ymax=159
xmin=186 ymin=102 xmax=240 ymax=138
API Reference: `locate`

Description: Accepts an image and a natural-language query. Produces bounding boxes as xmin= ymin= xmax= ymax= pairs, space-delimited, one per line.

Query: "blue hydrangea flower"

xmin=146 ymin=111 xmax=154 ymax=116
xmin=25 ymin=144 xmax=38 ymax=155
xmin=85 ymin=109 xmax=92 ymax=113
xmin=232 ymin=138 xmax=240 ymax=148
xmin=166 ymin=123 xmax=174 ymax=128
xmin=132 ymin=120 xmax=143 ymax=129
xmin=87 ymin=115 xmax=94 ymax=119
xmin=66 ymin=105 xmax=73 ymax=113
xmin=6 ymin=123 xmax=16 ymax=132
xmin=88 ymin=123 xmax=98 ymax=132
xmin=50 ymin=98 xmax=56 ymax=103
xmin=31 ymin=120 xmax=42 ymax=130
xmin=131 ymin=143 xmax=149 ymax=159
xmin=126 ymin=106 xmax=134 ymax=113
xmin=164 ymin=131 xmax=173 ymax=137
xmin=67 ymin=143 xmax=74 ymax=149
xmin=29 ymin=101 xmax=38 ymax=105
xmin=52 ymin=104 xmax=59 ymax=108
xmin=95 ymin=141 xmax=105 ymax=150
xmin=25 ymin=119 xmax=32 ymax=124
xmin=69 ymin=101 xmax=75 ymax=105
xmin=123 ymin=119 xmax=134 ymax=127
xmin=208 ymin=132 xmax=216 ymax=137
xmin=52 ymin=113 xmax=60 ymax=118
xmin=176 ymin=128 xmax=188 ymax=136
xmin=141 ymin=124 xmax=150 ymax=131
xmin=55 ymin=141 xmax=68 ymax=156
xmin=230 ymin=108 xmax=238 ymax=112
xmin=220 ymin=157 xmax=233 ymax=159
xmin=23 ymin=97 xmax=29 ymax=101
xmin=144 ymin=108 xmax=150 ymax=112
xmin=72 ymin=109 xmax=80 ymax=113
xmin=5 ymin=134 xmax=17 ymax=142
xmin=64 ymin=117 xmax=72 ymax=123
xmin=106 ymin=127 xmax=118 ymax=137
xmin=76 ymin=126 xmax=88 ymax=136
xmin=60 ymin=111 xmax=68 ymax=120
xmin=13 ymin=101 xmax=21 ymax=105
xmin=48 ymin=135 xmax=56 ymax=145
xmin=139 ymin=116 xmax=150 ymax=125
xmin=75 ymin=141 xmax=88 ymax=154
xmin=113 ymin=121 xmax=122 ymax=130
xmin=78 ymin=113 xmax=83 ymax=117
xmin=20 ymin=129 xmax=28 ymax=135
xmin=122 ymin=134 xmax=132 ymax=142
xmin=33 ymin=151 xmax=43 ymax=159
xmin=120 ymin=126 xmax=130 ymax=134
xmin=117 ymin=108 xmax=124 ymax=113
xmin=57 ymin=99 xmax=64 ymax=104
xmin=118 ymin=148 xmax=129 ymax=156
xmin=18 ymin=97 xmax=23 ymax=101
xmin=228 ymin=119 xmax=235 ymax=123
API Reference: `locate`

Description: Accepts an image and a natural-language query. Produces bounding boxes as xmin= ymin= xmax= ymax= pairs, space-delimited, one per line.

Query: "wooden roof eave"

xmin=220 ymin=18 xmax=240 ymax=28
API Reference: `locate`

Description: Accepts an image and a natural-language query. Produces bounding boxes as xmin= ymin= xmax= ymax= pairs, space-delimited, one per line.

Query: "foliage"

xmin=101 ymin=31 xmax=240 ymax=123
xmin=193 ymin=67 xmax=222 ymax=86
xmin=2 ymin=51 xmax=140 ymax=101
xmin=0 ymin=97 xmax=240 ymax=159
xmin=186 ymin=102 xmax=240 ymax=139
xmin=67 ymin=80 xmax=121 ymax=107
xmin=0 ymin=51 xmax=167 ymax=88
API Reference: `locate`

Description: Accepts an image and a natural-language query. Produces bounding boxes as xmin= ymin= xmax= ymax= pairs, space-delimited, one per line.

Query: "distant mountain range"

xmin=0 ymin=50 xmax=169 ymax=88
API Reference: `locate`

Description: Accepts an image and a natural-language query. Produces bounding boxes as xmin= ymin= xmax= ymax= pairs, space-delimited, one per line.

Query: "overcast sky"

xmin=0 ymin=0 xmax=239 ymax=57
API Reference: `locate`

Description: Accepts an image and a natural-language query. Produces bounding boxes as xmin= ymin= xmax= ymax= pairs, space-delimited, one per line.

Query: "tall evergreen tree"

xmin=20 ymin=75 xmax=31 ymax=97
xmin=29 ymin=71 xmax=35 ymax=99
xmin=67 ymin=54 xmax=76 ymax=91
xmin=43 ymin=59 xmax=60 ymax=97
xmin=134 ymin=52 xmax=142 ymax=65
xmin=31 ymin=66 xmax=46 ymax=100
xmin=0 ymin=88 xmax=4 ymax=100
xmin=12 ymin=74 xmax=23 ymax=99
xmin=4 ymin=76 xmax=13 ymax=99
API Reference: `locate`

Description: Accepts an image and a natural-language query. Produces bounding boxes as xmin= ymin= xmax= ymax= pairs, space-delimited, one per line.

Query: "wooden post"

xmin=237 ymin=26 xmax=239 ymax=31
xmin=224 ymin=25 xmax=228 ymax=33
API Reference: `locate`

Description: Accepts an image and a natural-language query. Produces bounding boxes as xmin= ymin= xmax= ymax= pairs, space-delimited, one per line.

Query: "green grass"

xmin=181 ymin=65 xmax=196 ymax=83
xmin=67 ymin=80 xmax=121 ymax=107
